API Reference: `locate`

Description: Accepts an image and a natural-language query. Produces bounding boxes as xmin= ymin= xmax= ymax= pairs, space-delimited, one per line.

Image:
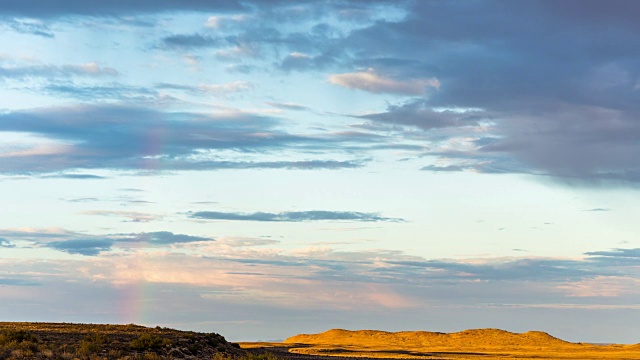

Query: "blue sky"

xmin=1 ymin=0 xmax=640 ymax=343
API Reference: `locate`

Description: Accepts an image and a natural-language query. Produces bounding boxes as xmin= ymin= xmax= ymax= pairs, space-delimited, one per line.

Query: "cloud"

xmin=0 ymin=104 xmax=367 ymax=173
xmin=47 ymin=239 xmax=114 ymax=256
xmin=421 ymin=165 xmax=465 ymax=172
xmin=329 ymin=68 xmax=440 ymax=95
xmin=4 ymin=225 xmax=640 ymax=341
xmin=121 ymin=231 xmax=211 ymax=245
xmin=383 ymin=258 xmax=596 ymax=282
xmin=42 ymin=83 xmax=157 ymax=101
xmin=3 ymin=18 xmax=54 ymax=37
xmin=157 ymin=81 xmax=253 ymax=95
xmin=279 ymin=52 xmax=336 ymax=71
xmin=188 ymin=210 xmax=403 ymax=222
xmin=0 ymin=238 xmax=15 ymax=248
xmin=0 ymin=1 xmax=247 ymax=18
xmin=359 ymin=99 xmax=484 ymax=130
xmin=0 ymin=277 xmax=40 ymax=286
xmin=160 ymin=34 xmax=222 ymax=49
xmin=41 ymin=173 xmax=107 ymax=179
xmin=556 ymin=276 xmax=640 ymax=297
xmin=585 ymin=248 xmax=640 ymax=258
xmin=39 ymin=230 xmax=214 ymax=256
xmin=82 ymin=210 xmax=163 ymax=223
xmin=330 ymin=0 xmax=640 ymax=185
xmin=0 ymin=62 xmax=118 ymax=79
xmin=0 ymin=227 xmax=79 ymax=240
xmin=266 ymin=102 xmax=309 ymax=111
xmin=218 ymin=238 xmax=280 ymax=247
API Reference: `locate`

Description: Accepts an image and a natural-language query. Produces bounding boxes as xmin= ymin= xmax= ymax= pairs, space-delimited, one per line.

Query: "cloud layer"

xmin=189 ymin=210 xmax=403 ymax=222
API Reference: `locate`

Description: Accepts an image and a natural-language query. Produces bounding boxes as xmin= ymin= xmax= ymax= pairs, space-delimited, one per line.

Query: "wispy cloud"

xmin=12 ymin=229 xmax=216 ymax=256
xmin=41 ymin=173 xmax=107 ymax=180
xmin=329 ymin=69 xmax=440 ymax=95
xmin=0 ymin=62 xmax=118 ymax=79
xmin=47 ymin=238 xmax=114 ymax=256
xmin=0 ymin=238 xmax=15 ymax=248
xmin=160 ymin=34 xmax=222 ymax=49
xmin=0 ymin=104 xmax=367 ymax=174
xmin=266 ymin=102 xmax=310 ymax=111
xmin=81 ymin=210 xmax=163 ymax=223
xmin=157 ymin=81 xmax=253 ymax=95
xmin=421 ymin=165 xmax=465 ymax=172
xmin=0 ymin=1 xmax=246 ymax=18
xmin=188 ymin=210 xmax=403 ymax=222
xmin=3 ymin=18 xmax=54 ymax=38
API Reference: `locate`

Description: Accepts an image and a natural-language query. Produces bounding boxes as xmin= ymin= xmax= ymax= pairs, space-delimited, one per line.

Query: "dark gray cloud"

xmin=47 ymin=239 xmax=114 ymax=256
xmin=421 ymin=165 xmax=465 ymax=172
xmin=160 ymin=34 xmax=222 ymax=49
xmin=359 ymin=99 xmax=484 ymax=131
xmin=0 ymin=104 xmax=366 ymax=173
xmin=41 ymin=173 xmax=107 ymax=180
xmin=121 ymin=231 xmax=211 ymax=245
xmin=42 ymin=231 xmax=214 ymax=256
xmin=335 ymin=0 xmax=640 ymax=185
xmin=189 ymin=210 xmax=403 ymax=222
xmin=0 ymin=1 xmax=246 ymax=18
xmin=585 ymin=248 xmax=640 ymax=258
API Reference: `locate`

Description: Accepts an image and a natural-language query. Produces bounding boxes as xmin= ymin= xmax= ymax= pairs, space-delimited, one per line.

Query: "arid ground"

xmin=241 ymin=328 xmax=640 ymax=360
xmin=1 ymin=323 xmax=638 ymax=360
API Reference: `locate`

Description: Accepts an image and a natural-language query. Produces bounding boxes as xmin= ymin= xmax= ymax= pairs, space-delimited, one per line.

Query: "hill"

xmin=285 ymin=328 xmax=573 ymax=349
xmin=0 ymin=322 xmax=245 ymax=359
xmin=274 ymin=328 xmax=640 ymax=359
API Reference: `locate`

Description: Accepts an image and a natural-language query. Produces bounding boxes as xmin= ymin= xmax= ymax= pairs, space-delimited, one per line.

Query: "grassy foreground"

xmin=0 ymin=322 xmax=252 ymax=359
xmin=242 ymin=328 xmax=640 ymax=360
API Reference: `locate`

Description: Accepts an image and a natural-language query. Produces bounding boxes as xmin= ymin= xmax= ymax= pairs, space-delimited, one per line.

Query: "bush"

xmin=76 ymin=332 xmax=108 ymax=356
xmin=0 ymin=329 xmax=37 ymax=345
xmin=204 ymin=333 xmax=224 ymax=347
xmin=130 ymin=333 xmax=172 ymax=352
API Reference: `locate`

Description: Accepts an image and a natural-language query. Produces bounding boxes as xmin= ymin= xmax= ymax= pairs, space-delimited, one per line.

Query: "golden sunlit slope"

xmin=275 ymin=328 xmax=640 ymax=359
xmin=285 ymin=328 xmax=573 ymax=348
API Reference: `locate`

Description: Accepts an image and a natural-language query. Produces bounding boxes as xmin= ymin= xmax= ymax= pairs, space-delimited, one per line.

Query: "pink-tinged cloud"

xmin=329 ymin=68 xmax=440 ymax=95
xmin=81 ymin=210 xmax=163 ymax=223
xmin=556 ymin=276 xmax=640 ymax=297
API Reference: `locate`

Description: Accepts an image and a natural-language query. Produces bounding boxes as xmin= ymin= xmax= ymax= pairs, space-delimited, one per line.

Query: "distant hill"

xmin=276 ymin=328 xmax=640 ymax=359
xmin=285 ymin=328 xmax=574 ymax=349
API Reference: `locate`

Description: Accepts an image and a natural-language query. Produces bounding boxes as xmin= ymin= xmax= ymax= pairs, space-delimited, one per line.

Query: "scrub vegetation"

xmin=0 ymin=322 xmax=245 ymax=359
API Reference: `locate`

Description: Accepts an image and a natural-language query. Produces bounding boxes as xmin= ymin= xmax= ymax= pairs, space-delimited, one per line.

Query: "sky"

xmin=1 ymin=0 xmax=640 ymax=344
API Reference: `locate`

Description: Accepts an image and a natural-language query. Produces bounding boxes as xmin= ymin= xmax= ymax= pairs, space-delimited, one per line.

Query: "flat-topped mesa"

xmin=284 ymin=328 xmax=575 ymax=349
